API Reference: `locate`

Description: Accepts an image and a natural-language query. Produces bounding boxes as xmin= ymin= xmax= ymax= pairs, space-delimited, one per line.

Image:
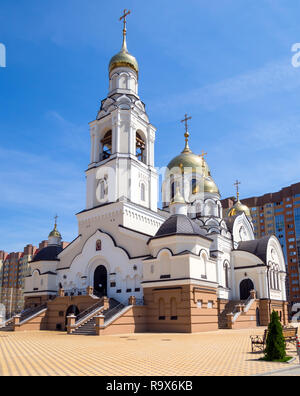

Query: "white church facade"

xmin=20 ymin=14 xmax=288 ymax=334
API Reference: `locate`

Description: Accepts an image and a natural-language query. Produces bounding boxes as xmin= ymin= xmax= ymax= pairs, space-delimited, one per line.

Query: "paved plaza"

xmin=0 ymin=328 xmax=298 ymax=376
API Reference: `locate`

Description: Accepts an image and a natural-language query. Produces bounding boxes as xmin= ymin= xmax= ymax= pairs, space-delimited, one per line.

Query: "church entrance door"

xmin=239 ymin=278 xmax=254 ymax=300
xmin=93 ymin=265 xmax=107 ymax=297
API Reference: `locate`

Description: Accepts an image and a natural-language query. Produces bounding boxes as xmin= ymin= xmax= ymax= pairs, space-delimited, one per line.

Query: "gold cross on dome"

xmin=120 ymin=9 xmax=131 ymax=31
xmin=234 ymin=180 xmax=241 ymax=200
xmin=54 ymin=214 xmax=58 ymax=225
xmin=181 ymin=113 xmax=192 ymax=134
xmin=200 ymin=150 xmax=207 ymax=159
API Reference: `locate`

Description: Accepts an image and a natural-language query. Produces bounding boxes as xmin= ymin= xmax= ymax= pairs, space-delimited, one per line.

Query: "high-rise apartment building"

xmin=0 ymin=238 xmax=69 ymax=317
xmin=0 ymin=241 xmax=49 ymax=315
xmin=222 ymin=182 xmax=300 ymax=305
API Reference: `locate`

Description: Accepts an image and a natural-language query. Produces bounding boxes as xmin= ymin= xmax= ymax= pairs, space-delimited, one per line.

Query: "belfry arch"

xmin=101 ymin=130 xmax=112 ymax=161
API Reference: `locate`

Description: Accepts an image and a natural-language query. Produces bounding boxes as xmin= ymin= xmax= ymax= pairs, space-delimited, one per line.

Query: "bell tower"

xmin=86 ymin=10 xmax=158 ymax=212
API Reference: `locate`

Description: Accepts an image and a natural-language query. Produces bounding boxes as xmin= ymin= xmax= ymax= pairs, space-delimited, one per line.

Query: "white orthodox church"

xmin=21 ymin=14 xmax=288 ymax=334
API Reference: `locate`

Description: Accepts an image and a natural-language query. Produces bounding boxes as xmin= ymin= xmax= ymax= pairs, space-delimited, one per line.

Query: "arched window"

xmin=136 ymin=132 xmax=146 ymax=163
xmin=158 ymin=298 xmax=165 ymax=320
xmin=111 ymin=75 xmax=117 ymax=90
xmin=224 ymin=262 xmax=230 ymax=289
xmin=141 ymin=183 xmax=145 ymax=201
xmin=33 ymin=271 xmax=39 ymax=290
xmin=101 ymin=131 xmax=112 ymax=160
xmin=170 ymin=298 xmax=177 ymax=320
xmin=191 ymin=178 xmax=198 ymax=195
xmin=275 ymin=266 xmax=280 ymax=290
xmin=170 ymin=181 xmax=176 ymax=200
xmin=201 ymin=252 xmax=207 ymax=278
xmin=271 ymin=268 xmax=277 ymax=290
xmin=270 ymin=269 xmax=273 ymax=289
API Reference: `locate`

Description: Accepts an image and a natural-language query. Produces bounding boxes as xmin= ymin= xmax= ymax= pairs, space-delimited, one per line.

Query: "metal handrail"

xmin=104 ymin=303 xmax=125 ymax=323
xmin=231 ymin=305 xmax=240 ymax=316
xmin=20 ymin=304 xmax=47 ymax=323
xmin=244 ymin=294 xmax=253 ymax=307
xmin=135 ymin=298 xmax=144 ymax=306
xmin=75 ymin=298 xmax=104 ymax=324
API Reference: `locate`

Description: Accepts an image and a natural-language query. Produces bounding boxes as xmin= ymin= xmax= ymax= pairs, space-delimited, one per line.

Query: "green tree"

xmin=264 ymin=311 xmax=286 ymax=361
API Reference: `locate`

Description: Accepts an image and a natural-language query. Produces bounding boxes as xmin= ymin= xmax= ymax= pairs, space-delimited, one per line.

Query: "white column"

xmin=261 ymin=270 xmax=269 ymax=299
xmin=258 ymin=270 xmax=263 ymax=299
xmin=93 ymin=130 xmax=101 ymax=163
xmin=90 ymin=132 xmax=95 ymax=163
xmin=280 ymin=274 xmax=287 ymax=301
xmin=113 ymin=112 xmax=120 ymax=154
xmin=129 ymin=121 xmax=136 ymax=156
xmin=148 ymin=128 xmax=155 ymax=167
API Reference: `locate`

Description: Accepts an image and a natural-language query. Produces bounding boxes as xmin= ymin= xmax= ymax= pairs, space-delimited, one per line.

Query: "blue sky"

xmin=1 ymin=0 xmax=300 ymax=251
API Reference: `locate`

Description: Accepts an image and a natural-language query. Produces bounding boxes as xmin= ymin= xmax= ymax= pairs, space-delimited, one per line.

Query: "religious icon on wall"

xmin=96 ymin=240 xmax=102 ymax=251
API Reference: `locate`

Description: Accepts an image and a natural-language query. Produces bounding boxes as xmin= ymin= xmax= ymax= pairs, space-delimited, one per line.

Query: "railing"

xmin=243 ymin=295 xmax=252 ymax=307
xmin=230 ymin=293 xmax=256 ymax=323
xmin=20 ymin=303 xmax=47 ymax=323
xmin=104 ymin=303 xmax=125 ymax=324
xmin=231 ymin=305 xmax=241 ymax=321
xmin=92 ymin=290 xmax=104 ymax=299
xmin=1 ymin=317 xmax=14 ymax=328
xmin=75 ymin=298 xmax=104 ymax=324
xmin=135 ymin=298 xmax=144 ymax=306
xmin=63 ymin=288 xmax=87 ymax=297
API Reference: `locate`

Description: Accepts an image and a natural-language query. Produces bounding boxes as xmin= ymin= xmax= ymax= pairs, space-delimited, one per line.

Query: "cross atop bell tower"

xmin=120 ymin=9 xmax=131 ymax=51
xmin=86 ymin=11 xmax=158 ymax=212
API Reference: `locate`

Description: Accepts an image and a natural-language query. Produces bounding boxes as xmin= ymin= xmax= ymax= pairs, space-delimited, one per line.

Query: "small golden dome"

xmin=48 ymin=223 xmax=61 ymax=239
xmin=109 ymin=29 xmax=138 ymax=75
xmin=203 ymin=177 xmax=220 ymax=194
xmin=227 ymin=200 xmax=251 ymax=217
xmin=109 ymin=49 xmax=139 ymax=75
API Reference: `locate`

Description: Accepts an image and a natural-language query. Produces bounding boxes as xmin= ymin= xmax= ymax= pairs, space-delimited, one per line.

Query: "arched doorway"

xmin=239 ymin=278 xmax=254 ymax=300
xmin=93 ymin=265 xmax=107 ymax=297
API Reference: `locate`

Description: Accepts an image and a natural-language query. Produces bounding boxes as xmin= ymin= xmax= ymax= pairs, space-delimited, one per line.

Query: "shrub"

xmin=264 ymin=311 xmax=286 ymax=361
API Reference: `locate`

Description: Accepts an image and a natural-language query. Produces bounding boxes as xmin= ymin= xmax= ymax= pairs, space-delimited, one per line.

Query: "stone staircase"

xmin=218 ymin=301 xmax=241 ymax=329
xmin=72 ymin=298 xmax=123 ymax=335
xmin=0 ymin=304 xmax=48 ymax=332
xmin=72 ymin=316 xmax=97 ymax=335
xmin=219 ymin=292 xmax=257 ymax=329
xmin=0 ymin=319 xmax=14 ymax=332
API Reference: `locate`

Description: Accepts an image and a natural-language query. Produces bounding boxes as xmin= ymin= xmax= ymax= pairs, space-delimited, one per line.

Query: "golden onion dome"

xmin=109 ymin=49 xmax=139 ymax=75
xmin=166 ymin=150 xmax=219 ymax=195
xmin=227 ymin=200 xmax=251 ymax=217
xmin=191 ymin=176 xmax=220 ymax=195
xmin=109 ymin=26 xmax=138 ymax=75
xmin=167 ymin=152 xmax=210 ymax=176
xmin=166 ymin=122 xmax=220 ymax=196
xmin=203 ymin=177 xmax=220 ymax=194
xmin=48 ymin=223 xmax=61 ymax=239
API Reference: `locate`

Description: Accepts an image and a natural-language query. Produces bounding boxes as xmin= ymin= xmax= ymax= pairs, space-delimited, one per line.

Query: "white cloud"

xmin=150 ymin=58 xmax=300 ymax=117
